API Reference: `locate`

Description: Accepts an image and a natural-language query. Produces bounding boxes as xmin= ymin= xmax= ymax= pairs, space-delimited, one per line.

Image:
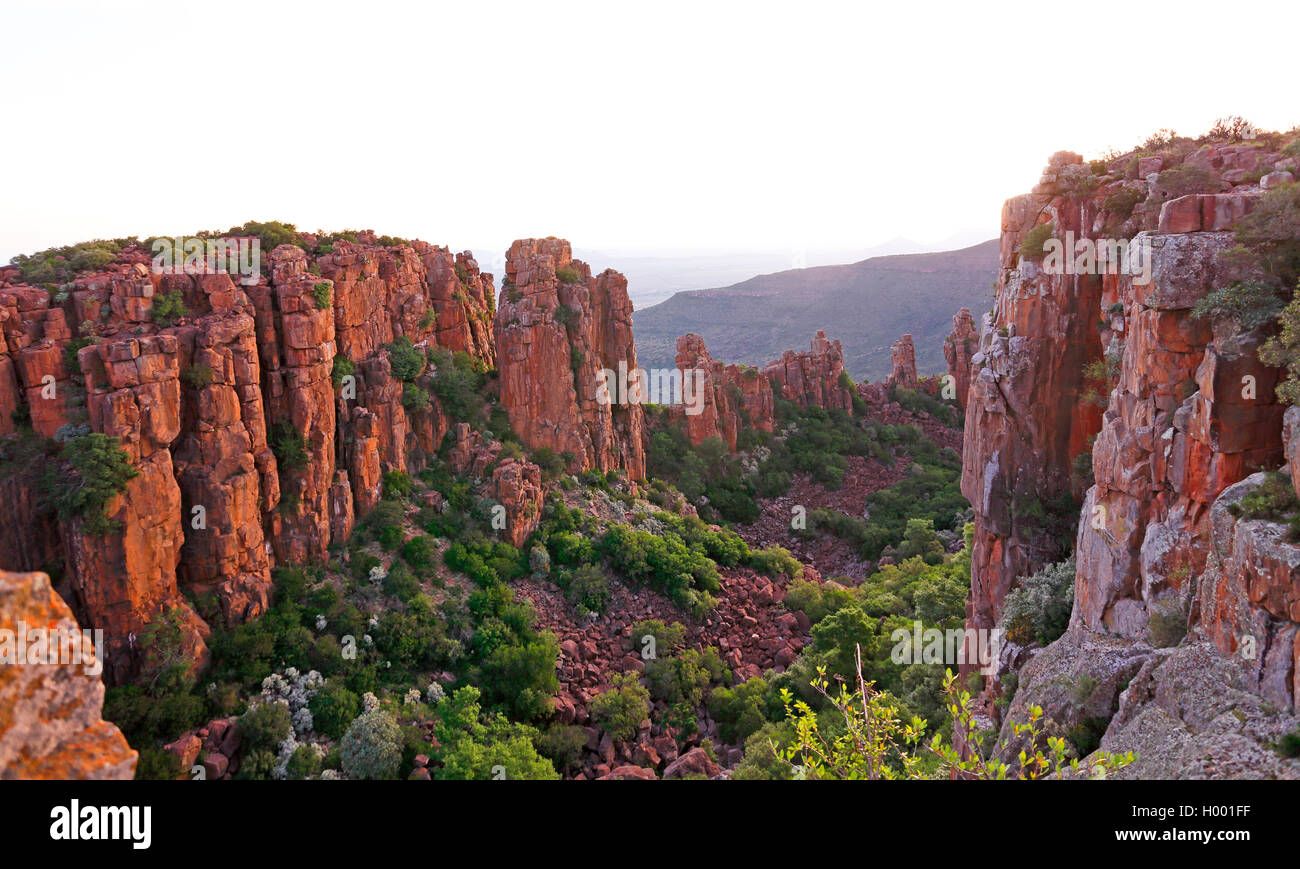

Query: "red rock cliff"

xmin=495 ymin=238 xmax=645 ymax=479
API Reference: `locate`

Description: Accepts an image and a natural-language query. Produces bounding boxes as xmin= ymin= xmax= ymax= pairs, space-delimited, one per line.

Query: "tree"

xmin=340 ymin=707 xmax=403 ymax=779
xmin=589 ymin=672 xmax=650 ymax=741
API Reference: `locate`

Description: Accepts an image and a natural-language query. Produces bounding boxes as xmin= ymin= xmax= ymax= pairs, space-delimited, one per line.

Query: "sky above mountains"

xmin=3 ymin=0 xmax=1298 ymax=272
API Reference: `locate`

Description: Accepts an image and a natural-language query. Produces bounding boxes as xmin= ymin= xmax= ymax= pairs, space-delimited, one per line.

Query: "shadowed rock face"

xmin=0 ymin=570 xmax=136 ymax=779
xmin=495 ymin=238 xmax=645 ymax=480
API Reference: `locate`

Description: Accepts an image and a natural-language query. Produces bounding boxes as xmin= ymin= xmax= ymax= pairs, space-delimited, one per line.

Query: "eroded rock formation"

xmin=671 ymin=333 xmax=774 ymax=449
xmin=886 ymin=333 xmax=918 ymax=389
xmin=0 ymin=231 xmax=499 ymax=685
xmin=495 ymin=238 xmax=645 ymax=479
xmin=943 ymin=308 xmax=977 ymax=410
xmin=761 ymin=329 xmax=854 ymax=412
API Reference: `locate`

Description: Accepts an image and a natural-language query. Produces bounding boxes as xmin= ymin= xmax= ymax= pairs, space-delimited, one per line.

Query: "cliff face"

xmin=761 ymin=329 xmax=854 ymax=412
xmin=965 ymin=142 xmax=1300 ymax=773
xmin=0 ymin=232 xmax=497 ymax=684
xmin=961 ymin=151 xmax=1107 ymax=641
xmin=496 ymin=238 xmax=645 ymax=479
xmin=0 ymin=570 xmax=136 ymax=779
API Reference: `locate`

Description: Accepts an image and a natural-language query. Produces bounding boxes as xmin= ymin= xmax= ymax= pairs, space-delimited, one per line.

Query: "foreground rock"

xmin=0 ymin=570 xmax=136 ymax=779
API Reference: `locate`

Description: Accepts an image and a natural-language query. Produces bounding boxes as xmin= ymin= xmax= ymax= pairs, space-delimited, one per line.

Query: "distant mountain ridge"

xmin=631 ymin=240 xmax=998 ymax=381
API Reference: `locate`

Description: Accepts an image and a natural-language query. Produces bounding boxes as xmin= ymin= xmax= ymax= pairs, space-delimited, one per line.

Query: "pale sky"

xmin=3 ymin=0 xmax=1297 ymax=267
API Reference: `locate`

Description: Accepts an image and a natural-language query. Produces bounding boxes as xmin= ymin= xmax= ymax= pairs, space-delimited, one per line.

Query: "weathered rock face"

xmin=1070 ymin=193 xmax=1278 ymax=644
xmin=761 ymin=329 xmax=853 ymax=412
xmin=0 ymin=570 xmax=137 ymax=779
xmin=496 ymin=238 xmax=645 ymax=479
xmin=0 ymin=231 xmax=502 ymax=685
xmin=69 ymin=333 xmax=209 ymax=682
xmin=972 ymin=142 xmax=1300 ymax=750
xmin=961 ymin=153 xmax=1106 ymax=644
xmin=886 ymin=333 xmax=918 ymax=389
xmin=943 ymin=308 xmax=978 ymax=410
xmin=670 ymin=333 xmax=774 ymax=449
xmin=489 ymin=459 xmax=544 ymax=548
xmin=1194 ymin=474 xmax=1299 ymax=711
xmin=172 ymin=310 xmax=275 ymax=626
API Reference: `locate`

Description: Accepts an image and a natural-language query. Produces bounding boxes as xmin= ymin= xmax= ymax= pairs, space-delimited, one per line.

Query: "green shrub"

xmin=150 ymin=290 xmax=189 ymax=326
xmin=589 ymin=672 xmax=650 ymax=741
xmin=331 ymin=354 xmax=354 ymax=386
xmin=1191 ymin=281 xmax=1283 ymax=330
xmin=45 ymin=433 xmax=139 ymax=535
xmin=309 ymin=679 xmax=360 ymax=739
xmin=1020 ymin=222 xmax=1054 ymax=262
xmin=560 ymin=563 xmax=611 ymax=614
xmin=269 ymin=421 xmax=310 ymax=471
xmin=311 ymin=281 xmax=332 ymax=310
xmin=386 ymin=336 xmax=425 ymax=381
xmin=402 ymin=535 xmax=438 ymax=573
xmin=555 ymin=266 xmax=581 ymax=284
xmin=1147 ymin=596 xmax=1188 ymax=648
xmin=999 ymin=558 xmax=1075 ymax=646
xmin=180 ymin=363 xmax=214 ymax=389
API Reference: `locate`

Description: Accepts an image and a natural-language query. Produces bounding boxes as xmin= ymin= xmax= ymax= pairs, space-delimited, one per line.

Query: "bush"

xmin=746 ymin=545 xmax=802 ymax=579
xmin=627 ymin=619 xmax=686 ymax=656
xmin=386 ymin=336 xmax=425 ymax=382
xmin=45 ymin=433 xmax=139 ymax=535
xmin=340 ymin=707 xmax=403 ymax=779
xmin=709 ymin=676 xmax=771 ymax=744
xmin=269 ymin=421 xmax=310 ymax=471
xmin=589 ymin=672 xmax=650 ymax=741
xmin=308 ymin=679 xmax=360 ymax=739
xmin=331 ymin=355 xmax=354 ymax=386
xmin=1147 ymin=597 xmax=1188 ymax=648
xmin=561 ymin=563 xmax=612 ymax=614
xmin=999 ymin=558 xmax=1075 ymax=646
xmin=238 ymin=702 xmax=292 ymax=757
xmin=401 ymin=535 xmax=438 ymax=573
xmin=150 ymin=289 xmax=189 ymax=326
xmin=382 ymin=470 xmax=413 ymax=499
xmin=1190 ymin=281 xmax=1283 ymax=330
xmin=555 ymin=266 xmax=581 ymax=284
xmin=311 ymin=281 xmax=332 ymax=310
xmin=1020 ymin=222 xmax=1054 ymax=262
xmin=180 ymin=363 xmax=213 ymax=389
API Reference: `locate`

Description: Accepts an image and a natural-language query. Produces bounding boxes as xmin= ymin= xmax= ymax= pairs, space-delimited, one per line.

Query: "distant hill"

xmin=632 ymin=240 xmax=998 ymax=381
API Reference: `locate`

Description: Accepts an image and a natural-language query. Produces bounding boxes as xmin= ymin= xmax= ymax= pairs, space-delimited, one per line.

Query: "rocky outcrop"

xmin=0 ymin=230 xmax=504 ymax=686
xmin=761 ymin=330 xmax=853 ymax=412
xmin=489 ymin=459 xmax=544 ymax=548
xmin=975 ymin=139 xmax=1300 ymax=774
xmin=886 ymin=333 xmax=918 ymax=389
xmin=0 ymin=570 xmax=136 ymax=779
xmin=671 ymin=333 xmax=774 ymax=449
xmin=943 ymin=308 xmax=978 ymax=410
xmin=496 ymin=238 xmax=645 ymax=479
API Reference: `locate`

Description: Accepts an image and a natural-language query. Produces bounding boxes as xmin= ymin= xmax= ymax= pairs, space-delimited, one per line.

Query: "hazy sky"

xmin=3 ymin=0 xmax=1297 ymax=267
